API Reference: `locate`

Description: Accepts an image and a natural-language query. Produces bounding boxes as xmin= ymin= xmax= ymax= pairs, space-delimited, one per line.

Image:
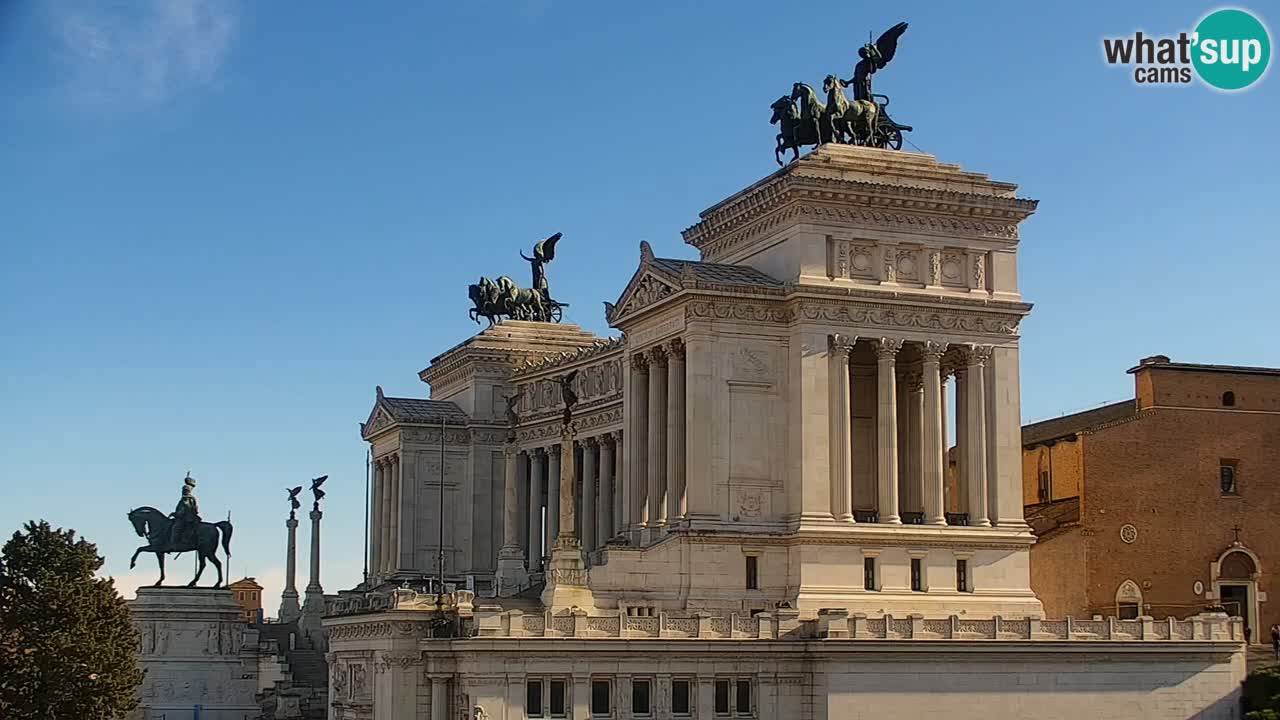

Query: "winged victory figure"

xmin=520 ymin=232 xmax=561 ymax=300
xmin=846 ymin=22 xmax=908 ymax=102
xmin=287 ymin=485 xmax=303 ymax=516
xmin=310 ymin=475 xmax=328 ymax=510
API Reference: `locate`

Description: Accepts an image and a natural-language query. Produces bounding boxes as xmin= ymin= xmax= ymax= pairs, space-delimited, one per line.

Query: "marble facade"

xmin=328 ymin=146 xmax=1246 ymax=719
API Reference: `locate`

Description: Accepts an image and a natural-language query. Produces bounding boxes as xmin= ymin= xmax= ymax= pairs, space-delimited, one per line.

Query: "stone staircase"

xmin=253 ymin=621 xmax=328 ymax=720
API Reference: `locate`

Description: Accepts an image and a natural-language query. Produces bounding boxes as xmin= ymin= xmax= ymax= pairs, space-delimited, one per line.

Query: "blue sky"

xmin=1 ymin=0 xmax=1276 ymax=611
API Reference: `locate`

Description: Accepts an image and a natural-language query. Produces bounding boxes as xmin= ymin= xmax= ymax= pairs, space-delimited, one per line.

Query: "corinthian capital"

xmin=666 ymin=337 xmax=685 ymax=360
xmin=630 ymin=352 xmax=648 ymax=372
xmin=873 ymin=337 xmax=904 ymax=360
xmin=828 ymin=333 xmax=856 ymax=357
xmin=960 ymin=343 xmax=994 ymax=366
xmin=648 ymin=345 xmax=668 ymax=366
xmin=919 ymin=340 xmax=949 ymax=363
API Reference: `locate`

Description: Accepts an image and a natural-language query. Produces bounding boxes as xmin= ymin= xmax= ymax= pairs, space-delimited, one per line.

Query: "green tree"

xmin=0 ymin=521 xmax=143 ymax=719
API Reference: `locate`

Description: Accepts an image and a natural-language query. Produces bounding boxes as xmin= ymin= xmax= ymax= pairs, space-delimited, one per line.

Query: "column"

xmin=964 ymin=345 xmax=993 ymax=527
xmin=940 ymin=371 xmax=950 ymax=511
xmin=874 ymin=338 xmax=903 ymax=524
xmin=628 ymin=354 xmax=649 ymax=531
xmin=516 ymin=452 xmax=529 ymax=556
xmin=666 ymin=339 xmax=687 ymax=523
xmin=955 ymin=367 xmax=969 ymax=518
xmin=646 ymin=346 xmax=668 ymax=530
xmin=828 ymin=334 xmax=855 ymax=522
xmin=306 ymin=507 xmax=322 ymax=594
xmin=430 ymin=675 xmax=448 ymax=720
xmin=547 ymin=444 xmax=561 ymax=543
xmin=369 ymin=461 xmax=383 ymax=578
xmin=528 ymin=450 xmax=544 ymax=571
xmin=600 ymin=435 xmax=615 ymax=543
xmin=279 ymin=513 xmax=300 ymax=621
xmin=921 ymin=341 xmax=948 ymax=526
xmin=380 ymin=457 xmax=394 ymax=575
xmin=501 ymin=444 xmax=521 ymax=551
xmin=389 ymin=454 xmax=402 ymax=571
xmin=582 ymin=439 xmax=597 ymax=551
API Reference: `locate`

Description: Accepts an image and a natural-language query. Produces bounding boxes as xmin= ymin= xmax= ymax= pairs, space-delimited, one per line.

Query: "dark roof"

xmin=380 ymin=396 xmax=469 ymax=425
xmin=650 ymin=257 xmax=784 ymax=289
xmin=1022 ymin=400 xmax=1135 ymax=447
xmin=1024 ymin=496 xmax=1080 ymax=539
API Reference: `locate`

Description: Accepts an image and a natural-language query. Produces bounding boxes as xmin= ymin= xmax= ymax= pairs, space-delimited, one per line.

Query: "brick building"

xmin=1022 ymin=355 xmax=1279 ymax=644
xmin=228 ymin=576 xmax=264 ymax=624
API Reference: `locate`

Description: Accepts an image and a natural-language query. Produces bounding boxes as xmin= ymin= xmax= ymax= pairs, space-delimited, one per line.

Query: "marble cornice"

xmin=512 ymin=337 xmax=625 ymax=378
xmin=516 ymin=403 xmax=623 ymax=445
xmin=683 ymin=172 xmax=1037 ymax=256
xmin=675 ymin=528 xmax=1035 ymax=552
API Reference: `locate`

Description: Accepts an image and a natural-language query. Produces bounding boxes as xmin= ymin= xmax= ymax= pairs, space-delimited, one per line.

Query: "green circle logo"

xmin=1192 ymin=9 xmax=1270 ymax=90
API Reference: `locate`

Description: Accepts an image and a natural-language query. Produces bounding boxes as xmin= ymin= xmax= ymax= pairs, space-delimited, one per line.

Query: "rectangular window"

xmin=526 ymin=680 xmax=543 ymax=717
xmin=714 ymin=679 xmax=731 ymax=715
xmin=549 ymin=680 xmax=566 ymax=717
xmin=735 ymin=679 xmax=753 ymax=716
xmin=956 ymin=559 xmax=970 ymax=593
xmin=910 ymin=558 xmax=924 ymax=592
xmin=1118 ymin=602 xmax=1140 ymax=620
xmin=745 ymin=556 xmax=759 ymax=590
xmin=1220 ymin=461 xmax=1239 ymax=495
xmin=591 ymin=680 xmax=610 ymax=716
xmin=632 ymin=679 xmax=651 ymax=716
xmin=672 ymin=679 xmax=691 ymax=715
xmin=1038 ymin=471 xmax=1051 ymax=502
xmin=863 ymin=557 xmax=877 ymax=591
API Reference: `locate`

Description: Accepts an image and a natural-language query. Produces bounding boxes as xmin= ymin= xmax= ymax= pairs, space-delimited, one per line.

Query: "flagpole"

xmin=363 ymin=448 xmax=370 ymax=587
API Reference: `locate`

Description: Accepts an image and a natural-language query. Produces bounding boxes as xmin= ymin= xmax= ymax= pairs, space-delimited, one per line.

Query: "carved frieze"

xmin=686 ymin=300 xmax=789 ymax=324
xmin=794 ymin=302 xmax=1020 ymax=336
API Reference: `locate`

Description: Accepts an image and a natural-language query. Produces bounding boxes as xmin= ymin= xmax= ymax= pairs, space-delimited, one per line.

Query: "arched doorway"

xmin=1213 ymin=547 xmax=1261 ymax=644
xmin=1115 ymin=580 xmax=1143 ymax=619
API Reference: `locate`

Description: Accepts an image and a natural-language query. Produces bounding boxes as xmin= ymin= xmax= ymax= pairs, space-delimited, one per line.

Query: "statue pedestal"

xmin=129 ymin=587 xmax=258 ymax=719
xmin=540 ymin=538 xmax=595 ymax=611
xmin=495 ymin=546 xmax=529 ymax=597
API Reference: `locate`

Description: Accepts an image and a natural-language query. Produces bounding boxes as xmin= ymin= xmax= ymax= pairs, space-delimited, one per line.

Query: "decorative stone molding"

xmin=793 ymin=302 xmax=1022 ymax=336
xmin=686 ymin=299 xmax=790 ymax=324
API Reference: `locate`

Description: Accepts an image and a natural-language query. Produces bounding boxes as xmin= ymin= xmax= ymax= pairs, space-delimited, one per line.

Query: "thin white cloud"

xmin=53 ymin=0 xmax=237 ymax=107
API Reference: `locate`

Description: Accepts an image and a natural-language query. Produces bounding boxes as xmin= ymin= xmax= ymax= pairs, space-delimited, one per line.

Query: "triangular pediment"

xmin=361 ymin=386 xmax=397 ymax=440
xmin=607 ymin=242 xmax=682 ymax=326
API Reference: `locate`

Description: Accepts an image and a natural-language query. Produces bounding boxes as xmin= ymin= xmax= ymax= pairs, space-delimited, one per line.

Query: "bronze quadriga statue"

xmin=468 ymin=232 xmax=570 ymax=325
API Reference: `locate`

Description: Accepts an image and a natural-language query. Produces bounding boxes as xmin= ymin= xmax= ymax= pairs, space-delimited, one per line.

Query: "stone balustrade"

xmin=469 ymin=606 xmax=1243 ymax=643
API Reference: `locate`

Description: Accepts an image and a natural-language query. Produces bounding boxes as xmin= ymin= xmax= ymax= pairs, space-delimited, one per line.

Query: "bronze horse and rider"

xmin=127 ymin=474 xmax=234 ymax=587
xmin=468 ymin=231 xmax=568 ymax=325
xmin=771 ymin=22 xmax=914 ymax=165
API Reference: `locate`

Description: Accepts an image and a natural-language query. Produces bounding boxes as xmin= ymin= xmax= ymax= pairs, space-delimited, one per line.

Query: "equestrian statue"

xmin=467 ymin=232 xmax=568 ymax=325
xmin=771 ymin=21 xmax=912 ymax=164
xmin=127 ymin=473 xmax=234 ymax=587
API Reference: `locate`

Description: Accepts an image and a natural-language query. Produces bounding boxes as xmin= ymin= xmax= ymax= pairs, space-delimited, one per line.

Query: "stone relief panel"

xmin=729 ymin=346 xmax=776 ymax=385
xmin=941 ymin=250 xmax=967 ymax=288
xmin=895 ymin=246 xmax=920 ymax=283
xmin=827 ymin=238 xmax=878 ymax=280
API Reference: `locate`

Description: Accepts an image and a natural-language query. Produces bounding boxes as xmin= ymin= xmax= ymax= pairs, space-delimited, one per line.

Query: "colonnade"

xmin=369 ymin=452 xmax=401 ymax=578
xmin=501 ymin=432 xmax=622 ymax=571
xmin=829 ymin=336 xmax=997 ymax=526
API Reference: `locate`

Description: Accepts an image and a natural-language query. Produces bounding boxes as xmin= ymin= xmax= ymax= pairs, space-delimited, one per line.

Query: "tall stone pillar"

xmin=921 ymin=341 xmax=948 ymax=526
xmin=828 ymin=334 xmax=855 ymax=522
xmin=646 ymin=346 xmax=668 ymax=533
xmin=600 ymin=435 xmax=615 ymax=542
xmin=389 ymin=454 xmax=401 ymax=573
xmin=627 ymin=354 xmax=649 ymax=535
xmin=528 ymin=450 xmax=544 ymax=572
xmin=541 ymin=426 xmax=595 ymax=610
xmin=547 ymin=444 xmax=561 ymax=545
xmin=300 ymin=500 xmax=325 ymax=647
xmin=582 ymin=438 xmax=597 ymax=552
xmin=940 ymin=371 xmax=950 ymax=505
xmin=956 ymin=367 xmax=969 ymax=517
xmin=369 ymin=461 xmax=383 ymax=581
xmin=666 ymin=339 xmax=687 ymax=523
xmin=989 ymin=346 xmax=1027 ymax=527
xmin=496 ymin=442 xmax=528 ymax=593
xmin=964 ymin=345 xmax=993 ymax=526
xmin=874 ymin=338 xmax=903 ymax=524
xmin=278 ymin=513 xmax=301 ymax=622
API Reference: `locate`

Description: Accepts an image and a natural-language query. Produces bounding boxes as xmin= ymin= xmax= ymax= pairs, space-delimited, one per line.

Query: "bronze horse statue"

xmin=823 ymin=75 xmax=878 ymax=146
xmin=469 ymin=275 xmax=549 ymax=325
xmin=127 ymin=507 xmax=234 ymax=587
